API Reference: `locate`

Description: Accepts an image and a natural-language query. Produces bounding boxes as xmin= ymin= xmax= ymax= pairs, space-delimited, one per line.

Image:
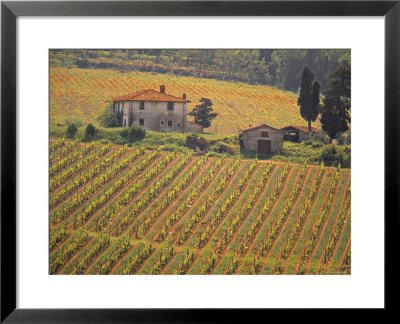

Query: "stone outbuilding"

xmin=111 ymin=85 xmax=201 ymax=133
xmin=281 ymin=125 xmax=318 ymax=142
xmin=241 ymin=124 xmax=283 ymax=154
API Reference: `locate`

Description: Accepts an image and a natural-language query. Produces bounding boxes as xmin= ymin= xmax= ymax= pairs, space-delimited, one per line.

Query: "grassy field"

xmin=50 ymin=67 xmax=319 ymax=135
xmin=50 ymin=124 xmax=350 ymax=167
xmin=49 ymin=140 xmax=351 ymax=275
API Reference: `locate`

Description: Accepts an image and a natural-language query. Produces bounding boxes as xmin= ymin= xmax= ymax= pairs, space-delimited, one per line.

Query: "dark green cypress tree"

xmin=320 ymin=60 xmax=351 ymax=141
xmin=298 ymin=66 xmax=320 ymax=132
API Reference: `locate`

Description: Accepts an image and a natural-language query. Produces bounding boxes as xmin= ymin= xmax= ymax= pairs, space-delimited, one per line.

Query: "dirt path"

xmin=157 ymin=253 xmax=177 ymax=275
xmin=111 ymin=155 xmax=190 ymax=237
xmin=302 ymin=175 xmax=350 ymax=274
xmin=219 ymin=164 xmax=279 ymax=254
xmin=188 ymin=163 xmax=260 ymax=273
xmin=53 ymin=236 xmax=94 ymax=274
xmin=109 ymin=245 xmax=136 ymax=275
xmin=49 ymin=147 xmax=118 ymax=198
xmin=132 ymin=249 xmax=156 ymax=275
xmin=338 ymin=237 xmax=351 ymax=274
xmin=209 ymin=165 xmax=279 ymax=274
xmin=323 ymin=206 xmax=351 ymax=273
xmin=49 ymin=150 xmax=151 ymax=227
xmin=280 ymin=171 xmax=334 ymax=274
xmin=153 ymin=160 xmax=230 ymax=244
xmin=92 ymin=154 xmax=183 ymax=235
xmin=243 ymin=166 xmax=301 ymax=257
xmin=232 ymin=165 xmax=298 ymax=274
xmin=316 ymin=198 xmax=351 ymax=274
xmin=248 ymin=167 xmax=314 ymax=274
xmin=83 ymin=243 xmax=115 ymax=275
xmin=49 ymin=232 xmax=71 ymax=253
xmin=141 ymin=159 xmax=213 ymax=242
xmin=49 ymin=142 xmax=84 ymax=172
xmin=197 ymin=162 xmax=259 ymax=249
xmin=174 ymin=161 xmax=246 ymax=246
xmin=151 ymin=161 xmax=241 ymax=274
xmin=127 ymin=157 xmax=203 ymax=239
xmin=59 ymin=153 xmax=171 ymax=233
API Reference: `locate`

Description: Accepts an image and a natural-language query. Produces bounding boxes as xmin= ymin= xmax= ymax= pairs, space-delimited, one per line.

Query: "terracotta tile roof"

xmin=112 ymin=89 xmax=191 ymax=103
xmin=281 ymin=125 xmax=318 ymax=133
xmin=241 ymin=124 xmax=281 ymax=132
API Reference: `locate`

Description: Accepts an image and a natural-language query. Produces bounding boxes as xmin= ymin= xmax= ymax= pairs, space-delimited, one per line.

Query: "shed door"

xmin=258 ymin=140 xmax=271 ymax=154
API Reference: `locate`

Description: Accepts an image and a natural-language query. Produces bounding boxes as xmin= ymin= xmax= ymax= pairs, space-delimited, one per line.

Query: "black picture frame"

xmin=1 ymin=0 xmax=399 ymax=322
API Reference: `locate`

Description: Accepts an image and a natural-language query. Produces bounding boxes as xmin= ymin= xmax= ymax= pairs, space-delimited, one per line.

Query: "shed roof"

xmin=112 ymin=89 xmax=191 ymax=103
xmin=281 ymin=125 xmax=318 ymax=133
xmin=241 ymin=124 xmax=281 ymax=132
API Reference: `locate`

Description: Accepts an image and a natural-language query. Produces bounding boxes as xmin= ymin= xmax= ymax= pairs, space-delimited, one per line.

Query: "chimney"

xmin=160 ymin=85 xmax=165 ymax=93
xmin=182 ymin=93 xmax=186 ymax=100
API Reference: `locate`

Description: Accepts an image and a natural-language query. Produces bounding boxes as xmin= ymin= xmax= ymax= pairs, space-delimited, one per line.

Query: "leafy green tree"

xmin=97 ymin=102 xmax=120 ymax=127
xmin=320 ymin=59 xmax=351 ymax=140
xmin=185 ymin=133 xmax=199 ymax=149
xmin=188 ymin=98 xmax=218 ymax=132
xmin=298 ymin=66 xmax=320 ymax=132
xmin=84 ymin=123 xmax=96 ymax=142
xmin=66 ymin=123 xmax=78 ymax=138
xmin=320 ymin=144 xmax=351 ymax=168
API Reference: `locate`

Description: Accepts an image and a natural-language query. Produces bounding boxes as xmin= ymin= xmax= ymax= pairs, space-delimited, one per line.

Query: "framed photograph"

xmin=1 ymin=0 xmax=398 ymax=321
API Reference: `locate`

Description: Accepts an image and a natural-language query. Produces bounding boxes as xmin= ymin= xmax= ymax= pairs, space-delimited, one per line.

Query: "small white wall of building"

xmin=242 ymin=126 xmax=283 ymax=153
xmin=119 ymin=101 xmax=187 ymax=133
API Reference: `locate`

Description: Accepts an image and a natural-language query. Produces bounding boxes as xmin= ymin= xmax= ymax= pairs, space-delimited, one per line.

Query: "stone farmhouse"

xmin=111 ymin=85 xmax=202 ymax=133
xmin=281 ymin=125 xmax=318 ymax=142
xmin=241 ymin=124 xmax=283 ymax=154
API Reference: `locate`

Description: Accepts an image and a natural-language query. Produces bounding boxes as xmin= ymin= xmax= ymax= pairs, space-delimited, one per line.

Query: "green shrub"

xmin=305 ymin=131 xmax=331 ymax=144
xmin=320 ymin=144 xmax=351 ymax=168
xmin=303 ymin=140 xmax=313 ymax=146
xmin=185 ymin=133 xmax=199 ymax=149
xmin=210 ymin=142 xmax=236 ymax=155
xmin=84 ymin=124 xmax=96 ymax=142
xmin=161 ymin=144 xmax=191 ymax=154
xmin=65 ymin=118 xmax=84 ymax=128
xmin=99 ymin=139 xmax=111 ymax=145
xmin=119 ymin=128 xmax=129 ymax=139
xmin=311 ymin=142 xmax=323 ymax=148
xmin=337 ymin=130 xmax=351 ymax=145
xmin=129 ymin=125 xmax=146 ymax=141
xmin=66 ymin=123 xmax=78 ymax=138
xmin=197 ymin=137 xmax=209 ymax=151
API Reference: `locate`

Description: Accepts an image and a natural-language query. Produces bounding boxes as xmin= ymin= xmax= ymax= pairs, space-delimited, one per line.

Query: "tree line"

xmin=298 ymin=60 xmax=351 ymax=141
xmin=50 ymin=49 xmax=349 ymax=92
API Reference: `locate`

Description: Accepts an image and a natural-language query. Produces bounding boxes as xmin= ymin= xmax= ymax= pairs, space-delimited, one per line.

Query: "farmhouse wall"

xmin=119 ymin=101 xmax=187 ymax=133
xmin=242 ymin=126 xmax=283 ymax=153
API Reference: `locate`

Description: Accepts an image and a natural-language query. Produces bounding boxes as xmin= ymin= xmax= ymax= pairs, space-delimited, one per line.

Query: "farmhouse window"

xmin=129 ymin=101 xmax=134 ymax=110
xmin=261 ymin=131 xmax=269 ymax=138
xmin=160 ymin=120 xmax=164 ymax=125
xmin=140 ymin=102 xmax=145 ymax=110
xmin=178 ymin=123 xmax=180 ymax=127
xmin=139 ymin=119 xmax=144 ymax=126
xmin=167 ymin=102 xmax=174 ymax=111
xmin=168 ymin=120 xmax=173 ymax=127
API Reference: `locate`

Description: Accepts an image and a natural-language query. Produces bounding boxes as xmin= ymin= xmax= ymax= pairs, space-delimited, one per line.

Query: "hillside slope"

xmin=50 ymin=67 xmax=319 ymax=134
